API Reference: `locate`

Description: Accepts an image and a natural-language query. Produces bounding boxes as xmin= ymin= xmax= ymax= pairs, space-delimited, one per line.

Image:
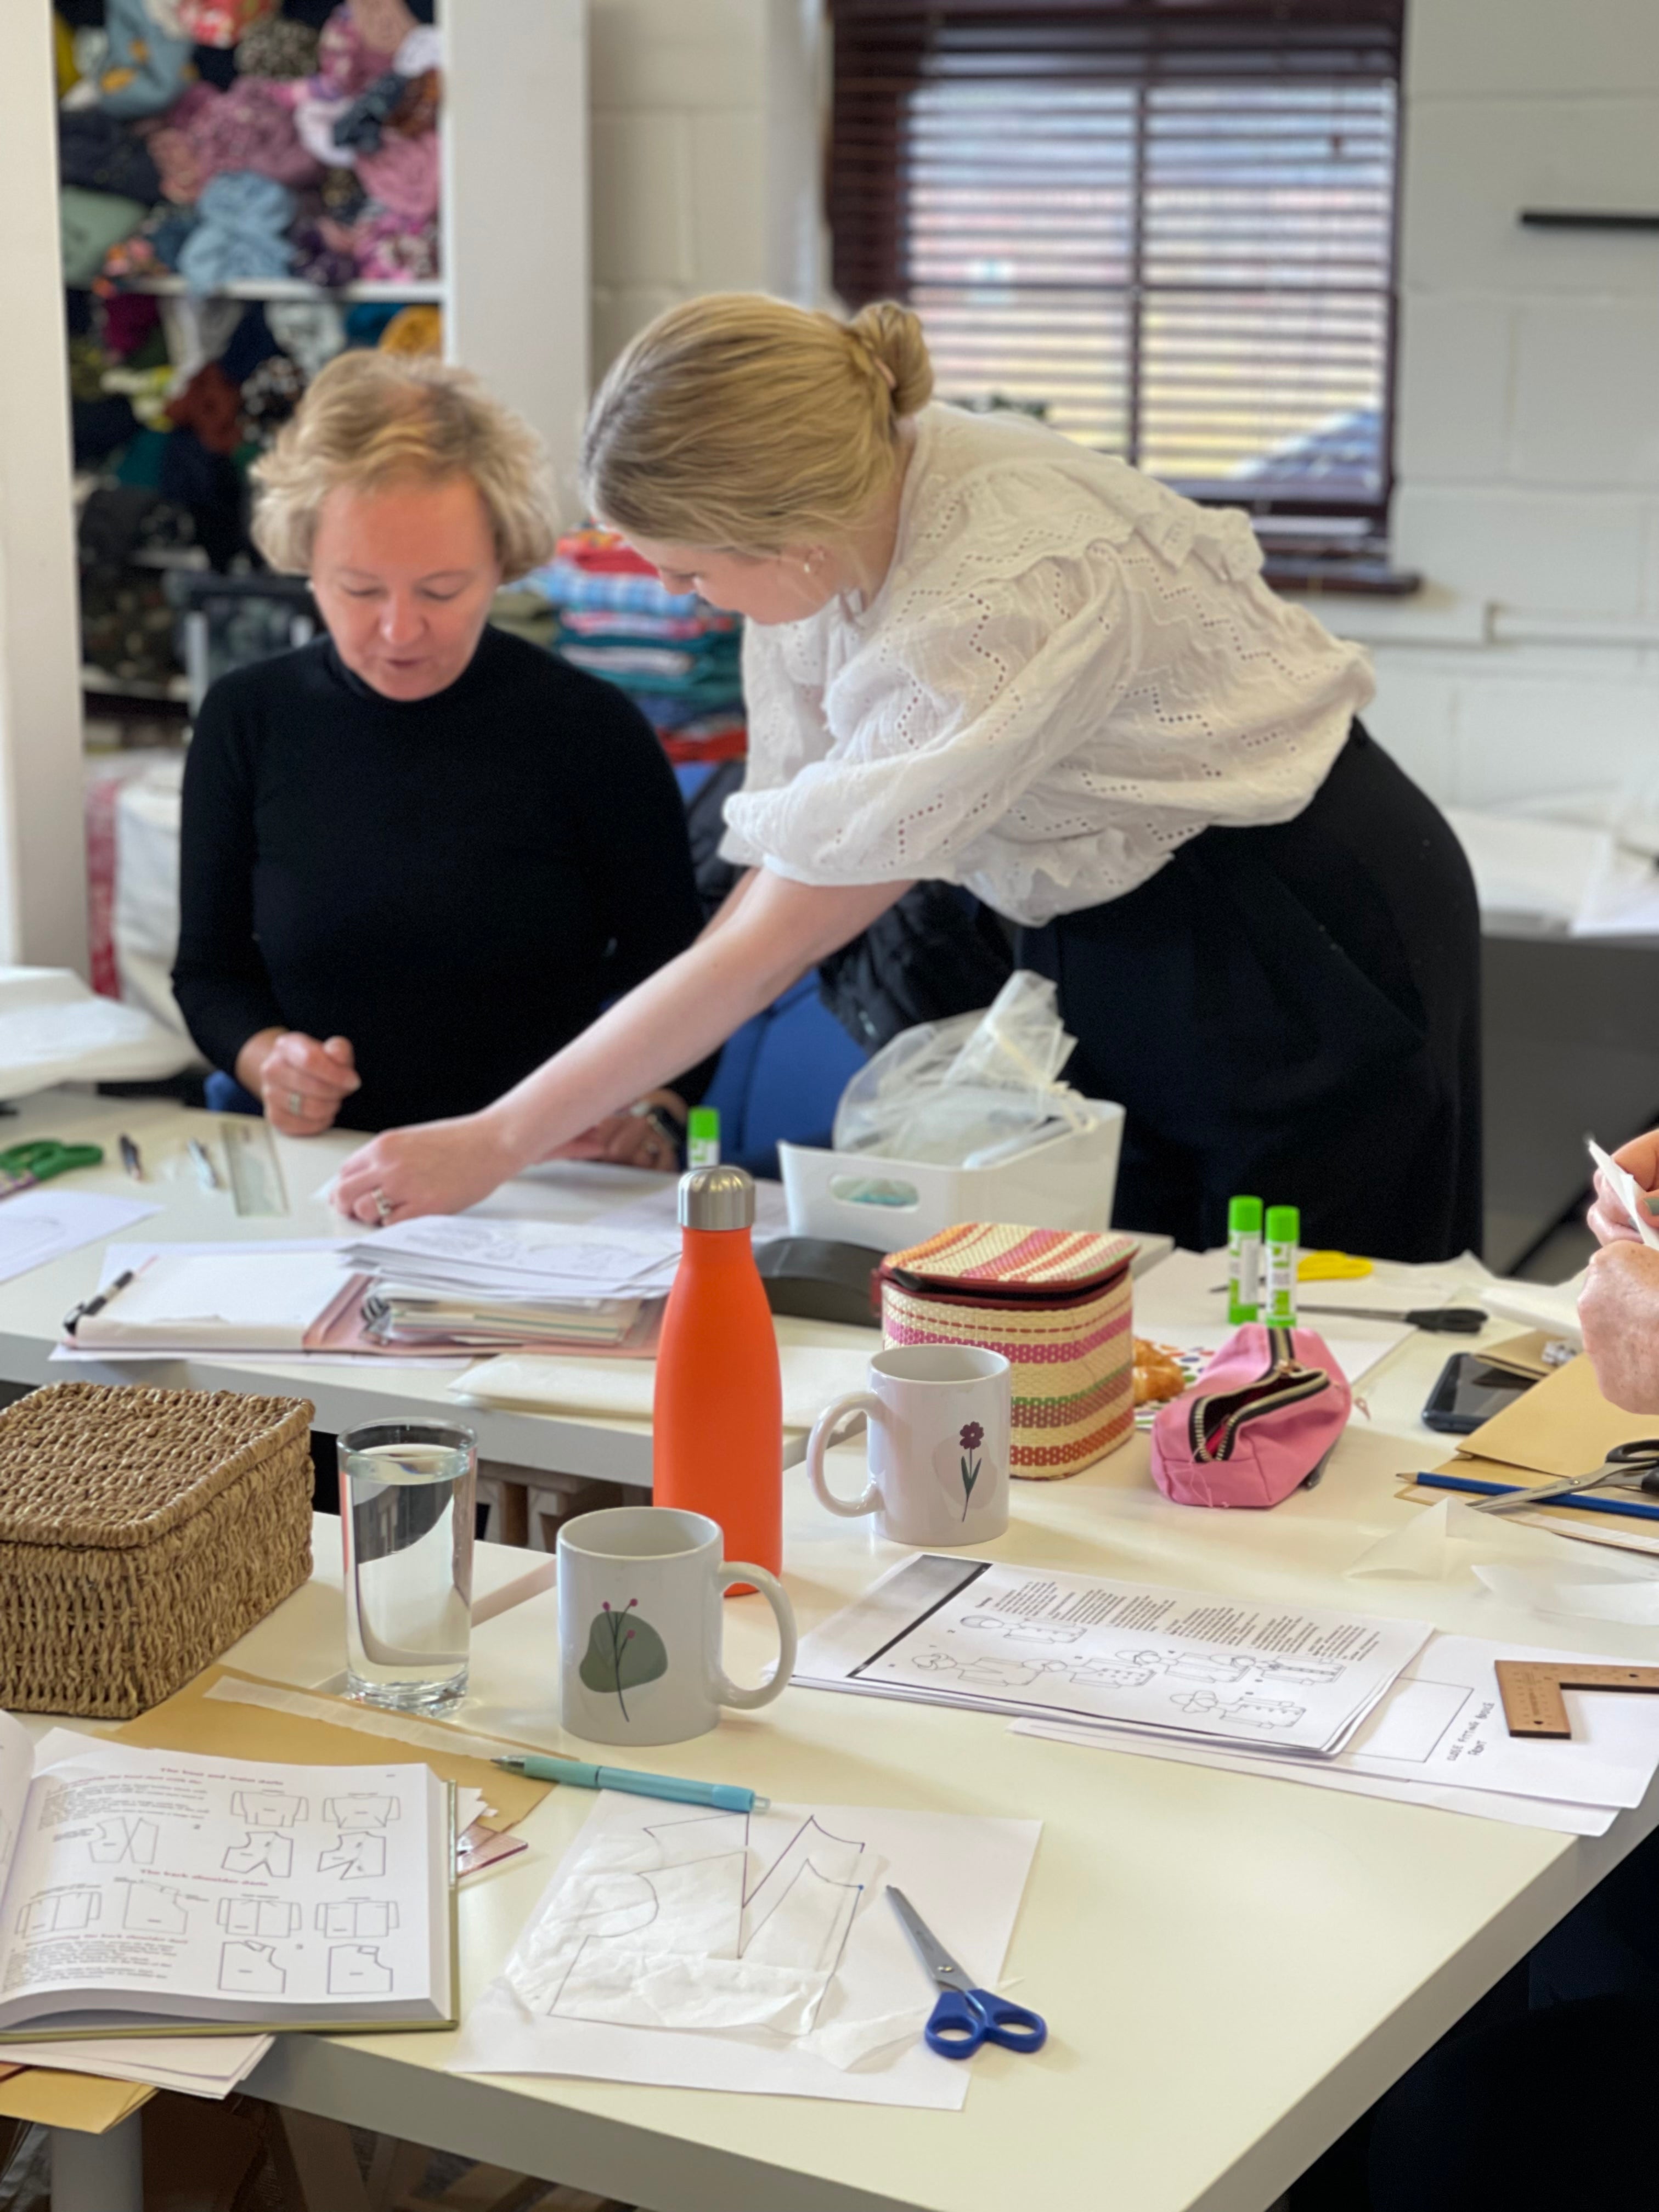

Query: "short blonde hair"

xmin=251 ymin=351 xmax=558 ymax=579
xmin=580 ymin=294 xmax=934 ymax=554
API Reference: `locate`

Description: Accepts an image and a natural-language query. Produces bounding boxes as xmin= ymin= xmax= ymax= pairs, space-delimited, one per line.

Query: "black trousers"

xmin=1018 ymin=723 xmax=1482 ymax=1261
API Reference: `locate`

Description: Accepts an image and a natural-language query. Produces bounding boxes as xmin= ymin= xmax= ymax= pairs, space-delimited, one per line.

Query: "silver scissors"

xmin=1469 ymin=1438 xmax=1659 ymax=1516
xmin=888 ymin=1887 xmax=1047 ymax=2059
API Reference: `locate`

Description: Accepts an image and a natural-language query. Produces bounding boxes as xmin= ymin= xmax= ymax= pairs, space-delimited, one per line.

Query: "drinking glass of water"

xmin=340 ymin=1420 xmax=477 ymax=1711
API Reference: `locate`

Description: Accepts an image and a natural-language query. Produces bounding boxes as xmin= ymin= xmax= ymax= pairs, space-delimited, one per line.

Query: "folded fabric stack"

xmin=71 ymin=287 xmax=439 ymax=686
xmin=524 ymin=528 xmax=747 ymax=764
xmin=57 ymin=0 xmax=443 ymax=296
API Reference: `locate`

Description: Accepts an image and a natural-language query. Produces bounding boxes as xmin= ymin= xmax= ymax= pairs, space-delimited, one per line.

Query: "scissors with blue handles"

xmin=888 ymin=1886 xmax=1047 ymax=2059
xmin=0 ymin=1141 xmax=103 ymax=1199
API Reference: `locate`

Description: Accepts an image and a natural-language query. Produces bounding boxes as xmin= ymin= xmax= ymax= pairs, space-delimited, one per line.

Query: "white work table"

xmin=7 ymin=1086 xmax=1646 ymax=2211
xmin=104 ymin=1421 xmax=1659 ymax=2212
xmin=0 ymin=1089 xmax=794 ymax=1486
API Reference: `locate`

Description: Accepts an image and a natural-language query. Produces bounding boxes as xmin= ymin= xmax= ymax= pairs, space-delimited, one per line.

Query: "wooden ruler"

xmin=1495 ymin=1659 xmax=1659 ymax=1739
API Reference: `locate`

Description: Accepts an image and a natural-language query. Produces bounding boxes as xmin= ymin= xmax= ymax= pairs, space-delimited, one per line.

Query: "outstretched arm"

xmin=331 ymin=868 xmax=910 ymax=1223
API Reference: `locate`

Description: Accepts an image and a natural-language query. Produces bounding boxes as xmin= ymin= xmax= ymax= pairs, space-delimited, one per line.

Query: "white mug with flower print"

xmin=805 ymin=1345 xmax=1011 ymax=1548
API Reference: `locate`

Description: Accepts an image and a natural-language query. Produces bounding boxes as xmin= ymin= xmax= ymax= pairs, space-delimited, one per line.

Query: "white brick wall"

xmin=584 ymin=0 xmax=1659 ymax=810
xmin=588 ymin=0 xmax=819 ymax=379
xmin=1370 ymin=0 xmax=1659 ymax=805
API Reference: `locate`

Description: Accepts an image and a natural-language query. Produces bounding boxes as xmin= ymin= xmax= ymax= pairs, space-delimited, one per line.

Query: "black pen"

xmin=64 ymin=1269 xmax=136 ymax=1336
xmin=119 ymin=1133 xmax=143 ymax=1181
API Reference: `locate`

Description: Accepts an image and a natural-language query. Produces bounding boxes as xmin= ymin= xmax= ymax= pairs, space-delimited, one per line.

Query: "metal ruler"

xmin=219 ymin=1119 xmax=288 ymax=1217
xmin=1494 ymin=1659 xmax=1659 ymax=1740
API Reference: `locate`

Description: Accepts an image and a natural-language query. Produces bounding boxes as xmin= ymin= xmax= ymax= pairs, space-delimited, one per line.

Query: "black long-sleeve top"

xmin=172 ymin=625 xmax=710 ymax=1133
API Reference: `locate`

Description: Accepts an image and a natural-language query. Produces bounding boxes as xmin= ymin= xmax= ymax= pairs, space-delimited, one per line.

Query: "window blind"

xmin=828 ymin=2 xmax=1406 ymax=563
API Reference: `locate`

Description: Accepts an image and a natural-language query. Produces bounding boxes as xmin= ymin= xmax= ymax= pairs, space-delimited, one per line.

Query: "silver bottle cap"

xmin=678 ymin=1164 xmax=755 ymax=1231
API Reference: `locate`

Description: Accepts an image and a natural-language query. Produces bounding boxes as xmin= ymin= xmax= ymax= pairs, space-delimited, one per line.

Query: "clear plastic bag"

xmin=832 ymin=972 xmax=1096 ymax=1167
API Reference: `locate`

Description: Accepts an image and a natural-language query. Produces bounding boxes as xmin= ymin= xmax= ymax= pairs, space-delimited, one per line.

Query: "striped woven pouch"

xmin=878 ymin=1223 xmax=1139 ymax=1480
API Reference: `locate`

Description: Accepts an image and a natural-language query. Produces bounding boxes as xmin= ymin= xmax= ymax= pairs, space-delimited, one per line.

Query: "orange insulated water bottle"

xmin=652 ymin=1165 xmax=782 ymax=1581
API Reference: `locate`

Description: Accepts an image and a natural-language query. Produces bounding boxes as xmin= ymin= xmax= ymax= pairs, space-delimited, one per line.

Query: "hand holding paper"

xmin=1587 ymin=1135 xmax=1659 ymax=1250
xmin=1579 ymin=1241 xmax=1659 ymax=1417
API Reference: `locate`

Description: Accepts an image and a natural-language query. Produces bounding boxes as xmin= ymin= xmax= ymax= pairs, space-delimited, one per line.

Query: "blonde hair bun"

xmin=848 ymin=302 xmax=934 ymax=419
xmin=581 ymin=292 xmax=933 ymax=555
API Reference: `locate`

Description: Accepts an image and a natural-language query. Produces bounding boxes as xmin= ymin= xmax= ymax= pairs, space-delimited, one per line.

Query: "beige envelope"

xmin=0 ymin=2067 xmax=152 ymax=2132
xmin=1392 ymin=1352 xmax=1659 ymax=1556
xmin=1453 ymin=1353 xmax=1659 ymax=1489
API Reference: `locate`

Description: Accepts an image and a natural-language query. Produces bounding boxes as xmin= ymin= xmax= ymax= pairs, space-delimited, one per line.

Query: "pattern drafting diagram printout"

xmin=0 ymin=1719 xmax=448 ymax=2034
xmin=795 ymin=1555 xmax=1432 ymax=1755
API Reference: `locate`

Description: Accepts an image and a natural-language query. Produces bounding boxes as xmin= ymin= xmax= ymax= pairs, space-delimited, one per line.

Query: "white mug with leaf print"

xmin=805 ymin=1345 xmax=1011 ymax=1548
xmin=556 ymin=1506 xmax=797 ymax=1746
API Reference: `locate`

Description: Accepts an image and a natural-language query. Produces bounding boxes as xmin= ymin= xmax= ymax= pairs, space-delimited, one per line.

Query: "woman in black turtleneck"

xmin=173 ymin=350 xmax=706 ymax=1171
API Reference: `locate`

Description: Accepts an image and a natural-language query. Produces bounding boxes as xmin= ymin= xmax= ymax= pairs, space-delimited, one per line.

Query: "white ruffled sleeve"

xmin=723 ymin=526 xmax=1138 ymax=888
xmin=717 ymin=622 xmax=834 ymax=870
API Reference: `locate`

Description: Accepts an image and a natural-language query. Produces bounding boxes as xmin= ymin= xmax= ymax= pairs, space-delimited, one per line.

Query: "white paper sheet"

xmin=1127 ymin=1248 xmax=1412 ymax=1388
xmin=0 ymin=1188 xmax=161 ymax=1286
xmin=1014 ymin=1628 xmax=1659 ymax=1825
xmin=0 ymin=2030 xmax=272 ymax=2097
xmin=795 ymin=1553 xmax=1430 ymax=1756
xmin=450 ymin=1795 xmax=1041 ymax=2109
xmin=343 ymin=1217 xmax=682 ymax=1300
xmin=1588 ymin=1138 xmax=1659 ymax=1251
xmin=453 ymin=1318 xmax=878 ymax=1431
xmin=1346 ymin=1497 xmax=1589 ymax=1587
xmin=1015 ymin=1718 xmax=1616 ymax=1835
xmin=590 ymin=1178 xmax=792 ymax=1239
xmin=74 ymin=1249 xmax=352 ymax=1349
xmin=1472 ymin=1561 xmax=1659 ymax=1627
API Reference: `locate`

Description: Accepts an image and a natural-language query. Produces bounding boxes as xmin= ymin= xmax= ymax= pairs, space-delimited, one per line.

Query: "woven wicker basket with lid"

xmin=0 ymin=1383 xmax=314 ymax=1718
xmin=879 ymin=1224 xmax=1138 ymax=1479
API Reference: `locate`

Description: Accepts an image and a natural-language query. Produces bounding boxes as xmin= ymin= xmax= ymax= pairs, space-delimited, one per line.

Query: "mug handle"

xmin=712 ymin=1562 xmax=798 ymax=1711
xmin=805 ymin=1390 xmax=883 ymax=1518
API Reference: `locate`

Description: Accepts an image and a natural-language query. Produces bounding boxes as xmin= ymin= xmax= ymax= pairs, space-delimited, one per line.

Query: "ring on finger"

xmin=372 ymin=1186 xmax=393 ymax=1225
xmin=286 ymin=1091 xmax=305 ymax=1116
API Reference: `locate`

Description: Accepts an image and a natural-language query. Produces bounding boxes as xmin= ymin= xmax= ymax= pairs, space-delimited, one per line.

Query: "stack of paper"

xmin=345 ymin=1216 xmax=681 ymax=1299
xmin=346 ymin=1217 xmax=680 ymax=1357
xmin=363 ymin=1284 xmax=656 ymax=1354
xmin=1016 ymin=1631 xmax=1659 ymax=1839
xmin=794 ymin=1555 xmax=1431 ymax=1759
xmin=798 ymin=1558 xmax=1659 ymax=1836
xmin=0 ymin=2031 xmax=272 ymax=2100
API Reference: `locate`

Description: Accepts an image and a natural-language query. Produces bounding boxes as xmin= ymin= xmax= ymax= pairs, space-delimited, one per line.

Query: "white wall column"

xmin=0 ymin=5 xmax=89 ymax=974
xmin=444 ymin=0 xmax=590 ymax=520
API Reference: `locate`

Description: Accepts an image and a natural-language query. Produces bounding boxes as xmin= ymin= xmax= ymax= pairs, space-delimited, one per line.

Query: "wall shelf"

xmin=116 ymin=276 xmax=447 ymax=304
xmin=1519 ymin=209 xmax=1659 ymax=232
xmin=81 ymin=667 xmax=190 ymax=703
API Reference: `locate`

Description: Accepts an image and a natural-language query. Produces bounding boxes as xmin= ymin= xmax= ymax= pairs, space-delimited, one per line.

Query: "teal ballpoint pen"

xmin=492 ymin=1754 xmax=770 ymax=1814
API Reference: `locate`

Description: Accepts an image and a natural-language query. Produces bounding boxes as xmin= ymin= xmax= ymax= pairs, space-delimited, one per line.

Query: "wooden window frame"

xmin=827 ymin=0 xmax=1416 ymax=594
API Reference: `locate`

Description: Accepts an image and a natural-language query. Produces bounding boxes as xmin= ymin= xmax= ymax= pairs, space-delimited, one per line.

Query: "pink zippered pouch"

xmin=1150 ymin=1324 xmax=1350 ymax=1509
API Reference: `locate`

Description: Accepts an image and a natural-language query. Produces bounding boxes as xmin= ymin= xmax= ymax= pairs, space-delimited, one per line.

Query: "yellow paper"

xmin=0 ymin=2069 xmax=152 ymax=2132
xmin=1296 ymin=1251 xmax=1372 ymax=1282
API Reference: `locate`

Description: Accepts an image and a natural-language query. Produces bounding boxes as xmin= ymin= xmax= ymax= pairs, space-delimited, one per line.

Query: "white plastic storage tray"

xmin=778 ymin=1102 xmax=1126 ymax=1249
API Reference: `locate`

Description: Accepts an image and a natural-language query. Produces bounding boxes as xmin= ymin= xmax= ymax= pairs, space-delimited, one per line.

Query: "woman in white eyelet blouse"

xmin=335 ymin=295 xmax=1481 ymax=1261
